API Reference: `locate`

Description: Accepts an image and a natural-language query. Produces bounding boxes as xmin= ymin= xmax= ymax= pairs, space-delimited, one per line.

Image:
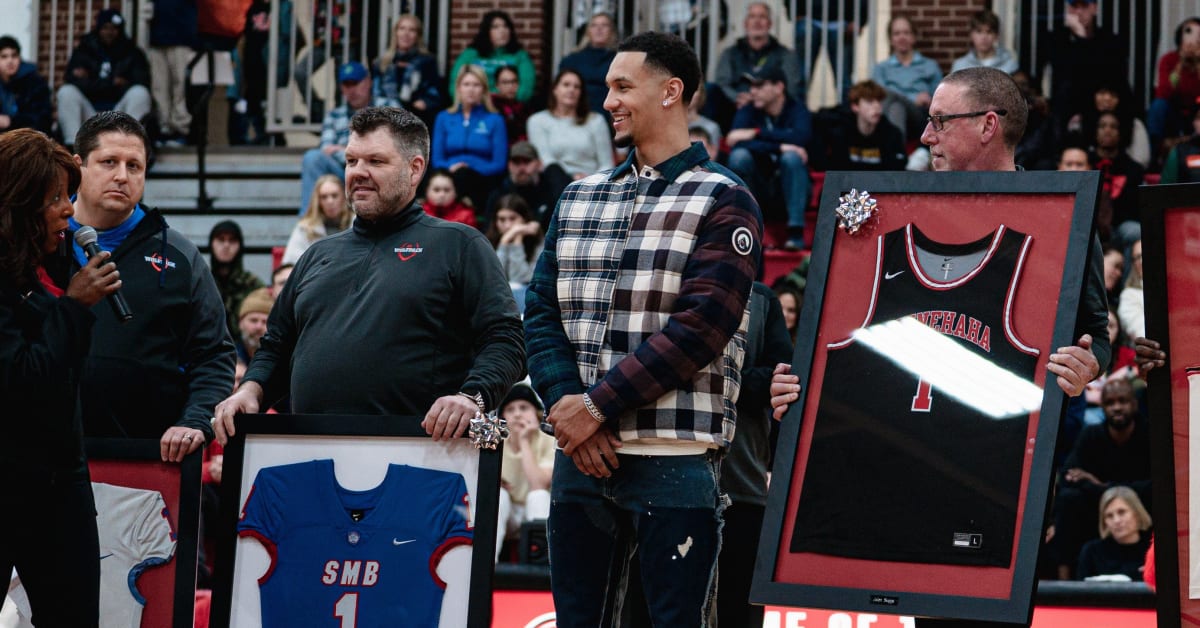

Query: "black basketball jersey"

xmin=790 ymin=224 xmax=1039 ymax=567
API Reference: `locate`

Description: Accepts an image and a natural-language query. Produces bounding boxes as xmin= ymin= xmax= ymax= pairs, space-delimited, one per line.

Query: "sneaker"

xmin=783 ymin=237 xmax=806 ymax=251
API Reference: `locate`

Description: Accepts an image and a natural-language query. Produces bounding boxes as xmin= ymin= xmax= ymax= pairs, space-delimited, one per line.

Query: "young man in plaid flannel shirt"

xmin=524 ymin=31 xmax=763 ymax=626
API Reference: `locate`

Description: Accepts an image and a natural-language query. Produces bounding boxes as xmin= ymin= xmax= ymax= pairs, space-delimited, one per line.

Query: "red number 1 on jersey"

xmin=912 ymin=378 xmax=933 ymax=412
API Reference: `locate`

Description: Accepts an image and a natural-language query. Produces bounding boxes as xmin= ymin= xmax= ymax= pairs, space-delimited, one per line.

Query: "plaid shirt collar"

xmin=608 ymin=142 xmax=712 ymax=183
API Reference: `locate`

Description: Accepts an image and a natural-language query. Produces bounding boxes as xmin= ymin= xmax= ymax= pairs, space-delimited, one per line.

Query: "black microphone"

xmin=74 ymin=226 xmax=133 ymax=322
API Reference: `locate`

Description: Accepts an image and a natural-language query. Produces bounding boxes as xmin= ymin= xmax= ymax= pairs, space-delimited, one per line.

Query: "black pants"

xmin=717 ymin=502 xmax=765 ymax=628
xmin=1 ymin=472 xmax=99 ymax=627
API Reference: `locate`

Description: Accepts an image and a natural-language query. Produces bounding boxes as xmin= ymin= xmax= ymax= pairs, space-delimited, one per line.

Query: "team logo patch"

xmin=394 ymin=243 xmax=424 ymax=261
xmin=731 ymin=227 xmax=754 ymax=256
xmin=347 ymin=531 xmax=361 ymax=545
xmin=144 ymin=254 xmax=176 ymax=271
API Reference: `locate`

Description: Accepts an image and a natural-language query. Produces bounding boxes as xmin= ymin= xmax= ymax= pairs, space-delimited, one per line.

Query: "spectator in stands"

xmin=298 ymin=61 xmax=397 ymax=215
xmin=527 ymin=69 xmax=614 ymax=180
xmin=237 ymin=1 xmax=273 ymax=145
xmin=282 ymin=174 xmax=353 ymax=265
xmin=421 ymin=169 xmax=478 ymax=228
xmin=57 ymin=9 xmax=152 ymax=149
xmin=432 ymin=65 xmax=508 ymax=207
xmin=1160 ymin=99 xmax=1200 ymax=183
xmin=1076 ymin=486 xmax=1152 ymax=581
xmin=450 ymin=11 xmax=536 ymax=103
xmin=824 ymin=79 xmax=907 ymax=171
xmin=1054 ymin=377 xmax=1151 ymax=579
xmin=485 ymin=141 xmax=571 ymax=230
xmin=292 ymin=0 xmax=363 ymax=121
xmin=68 ymin=112 xmax=235 ymax=462
xmin=208 ymin=220 xmax=265 ymax=337
xmin=559 ymin=12 xmax=618 ymax=119
xmin=1058 ymin=144 xmax=1091 ymax=171
xmin=148 ymin=0 xmax=200 ymax=145
xmin=1013 ymin=69 xmax=1062 ymax=170
xmin=716 ymin=281 xmax=792 ymax=628
xmin=773 ymin=280 xmax=802 ymax=344
xmin=372 ymin=13 xmax=443 ymax=129
xmin=1089 ymin=111 xmax=1144 ymax=247
xmin=0 ymin=128 xmax=120 ymax=628
xmin=689 ymin=125 xmax=719 ymax=161
xmin=235 ymin=287 xmax=272 ymax=363
xmin=1083 ymin=307 xmax=1137 ymax=425
xmin=873 ymin=14 xmax=942 ymax=146
xmin=1148 ymin=16 xmax=1200 ymax=151
xmin=496 ymin=383 xmax=554 ymax=561
xmin=794 ymin=0 xmax=868 ymax=102
xmin=686 ymin=82 xmax=723 ymax=152
xmin=714 ymin=2 xmax=803 ymax=111
xmin=951 ymin=10 xmax=1018 ymax=75
xmin=0 ymin=36 xmax=52 ymax=134
xmin=491 ymin=65 xmax=531 ymax=145
xmin=1078 ymin=80 xmax=1151 ymax=169
xmin=486 ymin=194 xmax=543 ymax=288
xmin=270 ymin=263 xmax=294 ymax=298
xmin=1117 ymin=239 xmax=1144 ymax=340
xmin=727 ymin=64 xmax=813 ymax=250
xmin=1101 ymin=245 xmax=1124 ymax=304
xmin=1038 ymin=0 xmax=1126 ymax=132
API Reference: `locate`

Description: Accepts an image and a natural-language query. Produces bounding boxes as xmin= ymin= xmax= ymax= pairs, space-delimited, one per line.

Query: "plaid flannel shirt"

xmin=318 ymin=97 xmax=400 ymax=163
xmin=524 ymin=142 xmax=762 ymax=447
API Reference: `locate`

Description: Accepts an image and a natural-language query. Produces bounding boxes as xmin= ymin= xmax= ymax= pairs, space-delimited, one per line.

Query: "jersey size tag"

xmin=953 ymin=532 xmax=983 ymax=549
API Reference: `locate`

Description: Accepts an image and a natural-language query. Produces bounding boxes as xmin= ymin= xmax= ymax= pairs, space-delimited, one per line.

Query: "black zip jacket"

xmin=0 ymin=278 xmax=95 ymax=476
xmin=67 ymin=210 xmax=235 ymax=443
xmin=63 ymin=32 xmax=151 ymax=106
xmin=246 ymin=202 xmax=526 ymax=415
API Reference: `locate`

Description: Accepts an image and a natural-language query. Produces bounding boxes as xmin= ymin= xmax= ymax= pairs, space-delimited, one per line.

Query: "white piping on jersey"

xmin=906 ymin=223 xmax=1005 ymax=290
xmin=827 ymin=231 xmax=885 ymax=349
xmin=1004 ymin=234 xmax=1039 ymax=356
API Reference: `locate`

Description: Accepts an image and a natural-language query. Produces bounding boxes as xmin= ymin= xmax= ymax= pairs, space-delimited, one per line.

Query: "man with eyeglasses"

xmin=771 ymin=67 xmax=1110 ymax=416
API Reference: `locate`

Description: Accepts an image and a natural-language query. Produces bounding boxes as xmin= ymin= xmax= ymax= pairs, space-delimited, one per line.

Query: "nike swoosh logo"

xmin=99 ymin=553 xmax=114 ymax=560
xmin=392 ymin=539 xmax=416 ymax=546
xmin=884 ymin=271 xmax=905 ymax=280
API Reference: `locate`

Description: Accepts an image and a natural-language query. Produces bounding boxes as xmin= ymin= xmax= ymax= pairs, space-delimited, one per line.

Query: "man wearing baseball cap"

xmin=726 ymin=63 xmax=813 ymax=250
xmin=297 ymin=61 xmax=399 ymax=215
xmin=57 ymin=8 xmax=152 ymax=148
xmin=484 ymin=140 xmax=571 ymax=230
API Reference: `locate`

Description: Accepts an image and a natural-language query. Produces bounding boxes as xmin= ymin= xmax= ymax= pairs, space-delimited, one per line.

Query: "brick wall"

xmin=890 ymin=0 xmax=987 ymax=72
xmin=449 ymin=0 xmax=547 ymax=97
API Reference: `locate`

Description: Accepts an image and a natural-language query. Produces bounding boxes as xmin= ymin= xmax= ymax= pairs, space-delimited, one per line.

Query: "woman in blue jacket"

xmin=432 ymin=64 xmax=508 ymax=208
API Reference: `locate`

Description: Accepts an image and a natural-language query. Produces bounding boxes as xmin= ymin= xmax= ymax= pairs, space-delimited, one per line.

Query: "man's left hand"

xmin=568 ymin=430 xmax=622 ymax=478
xmin=161 ymin=427 xmax=205 ymax=463
xmin=547 ymin=394 xmax=602 ymax=455
xmin=423 ymin=395 xmax=478 ymax=441
xmin=1047 ymin=334 xmax=1100 ymax=397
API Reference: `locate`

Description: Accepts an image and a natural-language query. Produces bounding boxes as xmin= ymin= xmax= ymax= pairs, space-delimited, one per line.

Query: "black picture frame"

xmin=209 ymin=414 xmax=502 ymax=628
xmin=1138 ymin=182 xmax=1200 ymax=628
xmin=752 ymin=171 xmax=1101 ymax=624
xmin=85 ymin=437 xmax=203 ymax=628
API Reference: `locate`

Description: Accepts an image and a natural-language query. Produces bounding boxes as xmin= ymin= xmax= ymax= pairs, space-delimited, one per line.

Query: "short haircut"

xmin=0 ymin=35 xmax=19 ymax=54
xmin=1097 ymin=485 xmax=1152 ymax=538
xmin=272 ymin=263 xmax=295 ymax=282
xmin=848 ymin=80 xmax=886 ymax=104
xmin=688 ymin=124 xmax=714 ymax=145
xmin=617 ymin=31 xmax=701 ymax=105
xmin=74 ymin=111 xmax=150 ymax=162
xmin=349 ymin=106 xmax=430 ymax=162
xmin=941 ymin=67 xmax=1028 ymax=149
xmin=969 ymin=10 xmax=1000 ymax=32
xmin=888 ymin=14 xmax=915 ymax=37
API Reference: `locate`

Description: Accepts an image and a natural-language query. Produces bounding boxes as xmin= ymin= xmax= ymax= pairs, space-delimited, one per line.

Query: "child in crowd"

xmin=421 ymin=169 xmax=478 ymax=228
xmin=496 ymin=383 xmax=554 ymax=561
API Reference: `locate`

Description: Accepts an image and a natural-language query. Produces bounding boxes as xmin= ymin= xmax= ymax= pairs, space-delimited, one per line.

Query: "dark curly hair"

xmin=0 ymin=129 xmax=81 ymax=289
xmin=617 ymin=31 xmax=701 ymax=105
xmin=470 ymin=11 xmax=522 ymax=57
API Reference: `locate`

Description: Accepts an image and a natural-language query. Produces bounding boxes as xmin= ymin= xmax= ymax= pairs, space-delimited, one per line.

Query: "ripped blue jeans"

xmin=547 ymin=450 xmax=724 ymax=627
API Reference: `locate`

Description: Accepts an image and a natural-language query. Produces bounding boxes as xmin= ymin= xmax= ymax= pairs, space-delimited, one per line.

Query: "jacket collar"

xmin=352 ymin=200 xmax=423 ymax=236
xmin=609 ymin=142 xmax=710 ymax=183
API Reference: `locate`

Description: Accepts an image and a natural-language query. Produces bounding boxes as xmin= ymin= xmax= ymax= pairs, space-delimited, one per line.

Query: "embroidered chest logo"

xmin=394 ymin=243 xmax=424 ymax=261
xmin=731 ymin=227 xmax=754 ymax=256
xmin=144 ymin=254 xmax=177 ymax=272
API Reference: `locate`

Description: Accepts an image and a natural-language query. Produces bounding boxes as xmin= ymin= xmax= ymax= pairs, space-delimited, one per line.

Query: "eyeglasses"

xmin=926 ymin=109 xmax=1007 ymax=132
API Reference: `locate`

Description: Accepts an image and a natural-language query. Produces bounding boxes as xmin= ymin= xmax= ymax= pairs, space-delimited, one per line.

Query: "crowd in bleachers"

xmin=0 ymin=0 xmax=1178 ymax=590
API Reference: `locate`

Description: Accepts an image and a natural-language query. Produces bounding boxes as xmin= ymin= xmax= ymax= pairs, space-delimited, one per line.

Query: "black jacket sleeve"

xmin=1078 ymin=233 xmax=1111 ymax=373
xmin=457 ymin=232 xmax=527 ymax=411
xmin=179 ymin=248 xmax=236 ymax=442
xmin=0 ymin=291 xmax=95 ymax=393
xmin=12 ymin=72 xmax=53 ymax=134
xmin=738 ymin=284 xmax=793 ymax=413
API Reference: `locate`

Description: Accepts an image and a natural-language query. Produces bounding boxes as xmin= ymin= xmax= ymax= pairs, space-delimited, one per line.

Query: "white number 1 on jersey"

xmin=334 ymin=592 xmax=358 ymax=627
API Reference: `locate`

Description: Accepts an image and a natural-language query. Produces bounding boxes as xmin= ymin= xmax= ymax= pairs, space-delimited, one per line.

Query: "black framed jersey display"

xmin=1139 ymin=183 xmax=1200 ymax=628
xmin=753 ymin=171 xmax=1101 ymax=624
xmin=209 ymin=414 xmax=502 ymax=628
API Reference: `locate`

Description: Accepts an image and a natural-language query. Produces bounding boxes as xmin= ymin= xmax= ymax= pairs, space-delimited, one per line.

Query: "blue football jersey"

xmin=238 ymin=459 xmax=473 ymax=627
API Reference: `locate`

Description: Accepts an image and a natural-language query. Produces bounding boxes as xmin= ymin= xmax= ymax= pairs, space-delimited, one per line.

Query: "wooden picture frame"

xmin=209 ymin=414 xmax=502 ymax=628
xmin=753 ymin=171 xmax=1101 ymax=624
